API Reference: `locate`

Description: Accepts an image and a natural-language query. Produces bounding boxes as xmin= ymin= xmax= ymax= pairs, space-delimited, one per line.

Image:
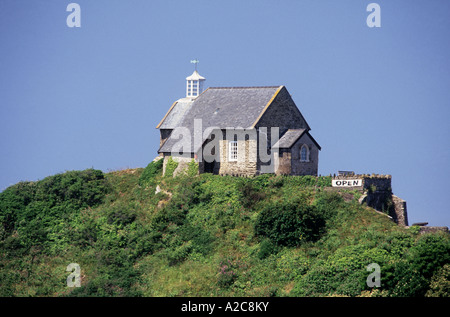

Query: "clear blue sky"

xmin=1 ymin=0 xmax=449 ymax=227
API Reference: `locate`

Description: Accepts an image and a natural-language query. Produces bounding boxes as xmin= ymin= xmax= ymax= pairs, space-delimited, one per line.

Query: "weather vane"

xmin=190 ymin=59 xmax=199 ymax=71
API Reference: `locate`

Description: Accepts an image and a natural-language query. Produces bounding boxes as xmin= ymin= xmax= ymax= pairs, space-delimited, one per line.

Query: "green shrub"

xmin=408 ymin=234 xmax=450 ymax=279
xmin=0 ymin=169 xmax=109 ymax=253
xmin=138 ymin=159 xmax=163 ymax=185
xmin=187 ymin=159 xmax=199 ymax=177
xmin=0 ymin=181 xmax=36 ymax=235
xmin=313 ymin=191 xmax=343 ymax=220
xmin=165 ymin=157 xmax=178 ymax=177
xmin=292 ymin=245 xmax=390 ymax=296
xmin=275 ymin=249 xmax=310 ymax=281
xmin=316 ymin=176 xmax=332 ymax=187
xmin=379 ymin=231 xmax=415 ymax=259
xmin=71 ymin=216 xmax=98 ymax=247
xmin=69 ymin=264 xmax=142 ymax=297
xmin=165 ymin=241 xmax=193 ymax=266
xmin=217 ymin=257 xmax=246 ymax=288
xmin=267 ymin=175 xmax=284 ymax=188
xmin=291 ymin=260 xmax=333 ymax=296
xmin=426 ymin=264 xmax=450 ymax=297
xmin=293 ymin=232 xmax=450 ymax=297
xmin=382 ymin=260 xmax=429 ymax=297
xmin=148 ymin=178 xmax=215 ymax=265
xmin=255 ymin=198 xmax=326 ymax=247
xmin=237 ymin=179 xmax=266 ymax=209
xmin=257 ymin=239 xmax=279 ymax=259
xmin=180 ymin=224 xmax=214 ymax=256
xmin=106 ymin=204 xmax=136 ymax=226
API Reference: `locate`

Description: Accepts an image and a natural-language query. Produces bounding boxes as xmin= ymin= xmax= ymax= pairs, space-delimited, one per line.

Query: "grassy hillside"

xmin=0 ymin=160 xmax=449 ymax=297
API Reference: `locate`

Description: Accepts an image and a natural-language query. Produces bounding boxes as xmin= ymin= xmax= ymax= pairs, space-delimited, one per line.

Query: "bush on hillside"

xmin=0 ymin=169 xmax=110 ymax=252
xmin=138 ymin=158 xmax=163 ymax=186
xmin=254 ymin=198 xmax=327 ymax=247
xmin=409 ymin=234 xmax=450 ymax=279
xmin=187 ymin=159 xmax=199 ymax=177
xmin=2 ymin=168 xmax=450 ymax=298
xmin=165 ymin=157 xmax=178 ymax=177
xmin=237 ymin=178 xmax=266 ymax=209
xmin=426 ymin=264 xmax=450 ymax=297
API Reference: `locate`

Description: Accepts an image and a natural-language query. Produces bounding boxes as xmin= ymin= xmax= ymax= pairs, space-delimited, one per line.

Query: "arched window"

xmin=300 ymin=145 xmax=309 ymax=162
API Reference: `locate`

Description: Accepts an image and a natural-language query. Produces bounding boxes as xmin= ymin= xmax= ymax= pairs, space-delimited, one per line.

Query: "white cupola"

xmin=186 ymin=60 xmax=205 ymax=99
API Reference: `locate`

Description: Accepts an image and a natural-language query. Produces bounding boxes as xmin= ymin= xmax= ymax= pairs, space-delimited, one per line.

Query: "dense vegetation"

xmin=0 ymin=161 xmax=449 ymax=297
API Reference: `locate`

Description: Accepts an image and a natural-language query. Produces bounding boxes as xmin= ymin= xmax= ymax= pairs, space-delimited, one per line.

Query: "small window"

xmin=300 ymin=145 xmax=309 ymax=162
xmin=229 ymin=141 xmax=238 ymax=161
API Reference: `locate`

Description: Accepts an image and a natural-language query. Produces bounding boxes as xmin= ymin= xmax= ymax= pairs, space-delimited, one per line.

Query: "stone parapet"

xmin=331 ymin=174 xmax=407 ymax=227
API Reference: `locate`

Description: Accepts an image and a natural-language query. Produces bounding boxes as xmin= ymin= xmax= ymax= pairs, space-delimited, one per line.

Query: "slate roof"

xmin=273 ymin=129 xmax=322 ymax=150
xmin=157 ymin=98 xmax=194 ymax=129
xmin=158 ymin=86 xmax=282 ymax=153
xmin=273 ymin=129 xmax=307 ymax=148
xmin=184 ymin=86 xmax=281 ymax=128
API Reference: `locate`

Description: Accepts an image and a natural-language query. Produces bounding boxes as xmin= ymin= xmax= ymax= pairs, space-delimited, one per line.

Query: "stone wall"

xmin=290 ymin=133 xmax=319 ymax=176
xmin=255 ymin=86 xmax=309 ymax=133
xmin=392 ymin=195 xmax=408 ymax=227
xmin=331 ymin=174 xmax=408 ymax=227
xmin=218 ymin=137 xmax=258 ymax=176
xmin=362 ymin=175 xmax=392 ymax=192
xmin=274 ymin=134 xmax=319 ymax=176
xmin=274 ymin=150 xmax=291 ymax=175
xmin=416 ymin=226 xmax=450 ymax=235
xmin=255 ymin=86 xmax=309 ymax=174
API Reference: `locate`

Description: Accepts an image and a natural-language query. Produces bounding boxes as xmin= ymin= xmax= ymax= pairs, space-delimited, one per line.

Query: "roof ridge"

xmin=207 ymin=86 xmax=282 ymax=89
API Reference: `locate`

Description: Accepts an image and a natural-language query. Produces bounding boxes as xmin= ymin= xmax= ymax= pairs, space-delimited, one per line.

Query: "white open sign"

xmin=332 ymin=179 xmax=362 ymax=187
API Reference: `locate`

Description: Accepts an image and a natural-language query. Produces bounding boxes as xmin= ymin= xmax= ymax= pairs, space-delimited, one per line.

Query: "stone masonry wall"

xmin=416 ymin=226 xmax=450 ymax=235
xmin=274 ymin=150 xmax=291 ymax=175
xmin=218 ymin=138 xmax=258 ymax=177
xmin=255 ymin=87 xmax=309 ymax=133
xmin=290 ymin=133 xmax=319 ymax=176
xmin=255 ymin=87 xmax=309 ymax=174
xmin=392 ymin=195 xmax=408 ymax=227
xmin=331 ymin=174 xmax=408 ymax=227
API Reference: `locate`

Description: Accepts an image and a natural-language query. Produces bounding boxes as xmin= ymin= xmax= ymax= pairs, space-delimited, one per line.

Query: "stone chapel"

xmin=156 ymin=68 xmax=321 ymax=177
